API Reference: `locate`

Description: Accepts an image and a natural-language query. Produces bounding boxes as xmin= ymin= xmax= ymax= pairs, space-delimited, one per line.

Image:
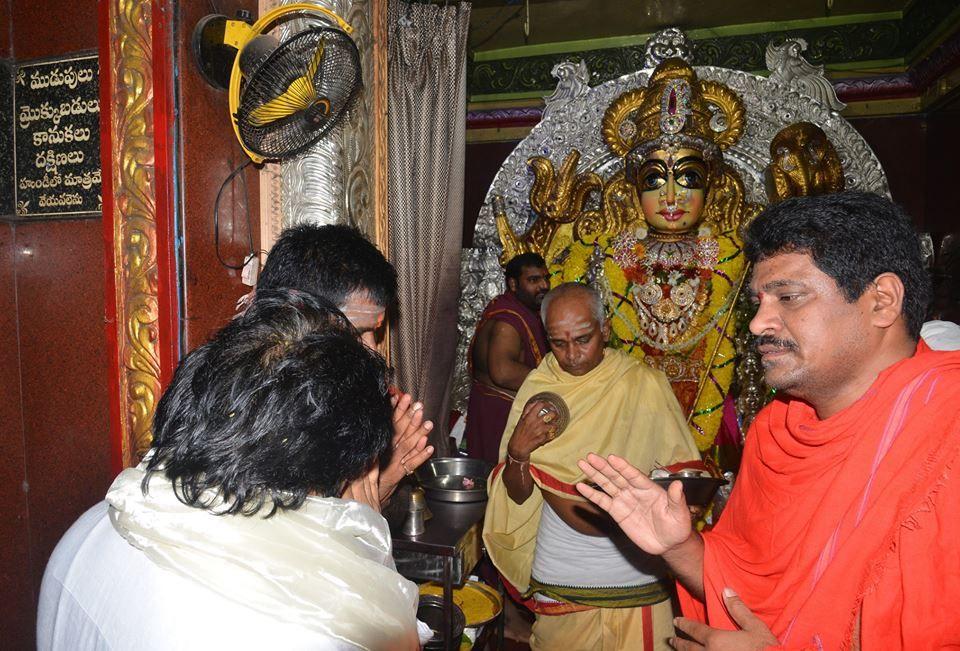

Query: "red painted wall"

xmin=1 ymin=1 xmax=111 ymax=648
xmin=0 ymin=223 xmax=33 ymax=649
xmin=848 ymin=115 xmax=929 ymax=229
xmin=924 ymin=106 xmax=960 ymax=239
xmin=178 ymin=0 xmax=261 ymax=351
xmin=463 ymin=141 xmax=516 ymax=248
xmin=0 ymin=1 xmax=10 ymax=58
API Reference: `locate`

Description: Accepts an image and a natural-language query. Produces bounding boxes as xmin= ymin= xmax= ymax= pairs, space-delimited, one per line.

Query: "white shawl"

xmin=106 ymin=466 xmax=419 ymax=650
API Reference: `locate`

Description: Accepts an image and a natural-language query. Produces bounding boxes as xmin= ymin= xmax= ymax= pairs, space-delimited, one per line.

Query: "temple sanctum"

xmin=2 ymin=1 xmax=959 ymax=649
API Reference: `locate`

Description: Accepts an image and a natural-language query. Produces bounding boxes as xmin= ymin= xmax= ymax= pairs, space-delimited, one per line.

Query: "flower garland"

xmin=553 ymin=228 xmax=746 ymax=451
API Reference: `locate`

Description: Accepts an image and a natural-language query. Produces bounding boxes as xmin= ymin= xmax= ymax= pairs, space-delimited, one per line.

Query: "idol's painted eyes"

xmin=642 ymin=170 xmax=667 ymax=191
xmin=636 ymin=158 xmax=707 ymax=192
xmin=638 ymin=161 xmax=668 ymax=192
xmin=673 ymin=160 xmax=707 ymax=189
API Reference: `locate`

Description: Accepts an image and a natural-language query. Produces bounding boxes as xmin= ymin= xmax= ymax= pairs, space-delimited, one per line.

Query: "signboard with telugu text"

xmin=14 ymin=52 xmax=101 ymax=218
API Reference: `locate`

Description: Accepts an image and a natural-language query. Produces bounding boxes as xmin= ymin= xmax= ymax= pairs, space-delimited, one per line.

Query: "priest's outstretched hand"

xmin=576 ymin=453 xmax=692 ymax=555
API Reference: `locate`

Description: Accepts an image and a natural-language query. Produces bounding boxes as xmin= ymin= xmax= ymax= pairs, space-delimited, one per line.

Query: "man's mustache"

xmin=754 ymin=334 xmax=798 ymax=352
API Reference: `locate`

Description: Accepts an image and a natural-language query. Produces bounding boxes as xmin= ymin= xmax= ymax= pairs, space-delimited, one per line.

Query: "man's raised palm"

xmin=576 ymin=453 xmax=692 ymax=555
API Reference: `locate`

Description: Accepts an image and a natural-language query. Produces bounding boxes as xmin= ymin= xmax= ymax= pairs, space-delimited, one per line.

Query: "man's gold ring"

xmin=400 ymin=460 xmax=412 ymax=476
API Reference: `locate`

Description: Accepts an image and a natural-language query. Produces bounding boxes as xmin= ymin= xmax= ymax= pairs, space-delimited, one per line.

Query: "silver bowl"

xmin=417 ymin=457 xmax=493 ymax=503
xmin=651 ymin=476 xmax=727 ymax=507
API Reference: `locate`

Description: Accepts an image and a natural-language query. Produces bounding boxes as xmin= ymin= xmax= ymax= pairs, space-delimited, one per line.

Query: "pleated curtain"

xmin=388 ymin=0 xmax=471 ymax=455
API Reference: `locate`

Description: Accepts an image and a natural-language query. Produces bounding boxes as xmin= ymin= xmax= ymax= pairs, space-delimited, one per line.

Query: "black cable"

xmin=468 ymin=6 xmax=523 ymax=51
xmin=213 ymin=160 xmax=255 ymax=270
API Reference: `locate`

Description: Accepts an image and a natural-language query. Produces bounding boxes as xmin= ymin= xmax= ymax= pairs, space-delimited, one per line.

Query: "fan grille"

xmin=236 ymin=26 xmax=361 ymax=160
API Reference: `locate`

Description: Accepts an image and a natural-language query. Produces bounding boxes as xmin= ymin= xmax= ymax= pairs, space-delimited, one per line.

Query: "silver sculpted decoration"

xmin=344 ymin=0 xmax=375 ymax=235
xmin=274 ymin=0 xmax=369 ymax=230
xmin=919 ymin=233 xmax=935 ymax=269
xmin=644 ymin=27 xmax=694 ymax=68
xmin=766 ymin=37 xmax=847 ymax=113
xmin=542 ymin=60 xmax=591 ymax=121
xmin=450 ymin=31 xmax=888 ymax=411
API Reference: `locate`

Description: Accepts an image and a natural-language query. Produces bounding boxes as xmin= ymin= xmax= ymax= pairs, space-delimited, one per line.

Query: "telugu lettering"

xmin=15 ymin=56 xmax=101 ymax=216
xmin=18 ymin=98 xmax=101 ymax=129
xmin=38 ymin=193 xmax=84 ymax=208
xmin=35 ymin=149 xmax=86 ymax=175
xmin=32 ymin=124 xmax=93 ymax=146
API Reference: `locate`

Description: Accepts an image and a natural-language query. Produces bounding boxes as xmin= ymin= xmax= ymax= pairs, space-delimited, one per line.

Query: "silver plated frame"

xmin=451 ymin=63 xmax=889 ymax=411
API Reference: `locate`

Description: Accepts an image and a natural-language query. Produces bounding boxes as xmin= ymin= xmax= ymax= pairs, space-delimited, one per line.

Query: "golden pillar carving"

xmin=372 ymin=0 xmax=390 ymax=360
xmin=107 ymin=0 xmax=162 ymax=467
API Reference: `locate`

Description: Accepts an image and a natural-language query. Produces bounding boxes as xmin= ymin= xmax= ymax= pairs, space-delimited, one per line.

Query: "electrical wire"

xmin=213 ymin=160 xmax=255 ymax=270
xmin=469 ymin=5 xmax=523 ymax=50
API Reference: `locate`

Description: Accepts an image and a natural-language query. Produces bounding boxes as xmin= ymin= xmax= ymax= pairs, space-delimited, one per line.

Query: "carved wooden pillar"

xmin=100 ymin=0 xmax=178 ymax=471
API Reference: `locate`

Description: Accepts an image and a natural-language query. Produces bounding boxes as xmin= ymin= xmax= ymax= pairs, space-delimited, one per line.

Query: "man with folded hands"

xmin=39 ymin=290 xmax=426 ymax=650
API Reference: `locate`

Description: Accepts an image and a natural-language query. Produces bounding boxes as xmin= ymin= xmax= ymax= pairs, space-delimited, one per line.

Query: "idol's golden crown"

xmin=601 ymin=58 xmax=745 ymax=160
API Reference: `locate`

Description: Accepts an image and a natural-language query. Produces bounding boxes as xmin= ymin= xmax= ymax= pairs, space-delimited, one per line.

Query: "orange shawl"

xmin=679 ymin=342 xmax=960 ymax=649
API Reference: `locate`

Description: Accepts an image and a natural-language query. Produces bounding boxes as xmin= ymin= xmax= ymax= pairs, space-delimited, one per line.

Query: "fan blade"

xmin=306 ymin=39 xmax=325 ymax=83
xmin=244 ymin=38 xmax=326 ymax=128
xmin=284 ymin=75 xmax=319 ymax=110
xmin=247 ymin=85 xmax=315 ymax=126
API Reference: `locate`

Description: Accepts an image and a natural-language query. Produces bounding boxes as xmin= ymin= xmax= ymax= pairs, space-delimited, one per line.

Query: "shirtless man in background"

xmin=465 ymin=253 xmax=550 ymax=465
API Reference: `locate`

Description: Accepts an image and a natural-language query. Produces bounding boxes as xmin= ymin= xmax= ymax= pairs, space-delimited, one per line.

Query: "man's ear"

xmin=869 ymin=272 xmax=906 ymax=329
xmin=506 ymin=277 xmax=517 ymax=293
xmin=602 ymin=318 xmax=612 ymax=340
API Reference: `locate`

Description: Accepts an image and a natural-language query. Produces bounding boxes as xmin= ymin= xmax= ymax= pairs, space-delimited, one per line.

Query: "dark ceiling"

xmin=469 ymin=0 xmax=912 ymax=52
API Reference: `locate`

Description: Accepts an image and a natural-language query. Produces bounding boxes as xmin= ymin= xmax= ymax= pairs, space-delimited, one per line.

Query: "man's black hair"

xmin=504 ymin=252 xmax=547 ymax=282
xmin=745 ymin=191 xmax=932 ymax=339
xmin=257 ymin=224 xmax=398 ymax=308
xmin=145 ymin=288 xmax=393 ymax=516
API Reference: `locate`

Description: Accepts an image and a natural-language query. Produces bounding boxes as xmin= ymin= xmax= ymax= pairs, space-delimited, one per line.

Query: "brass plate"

xmin=419 ymin=580 xmax=503 ymax=627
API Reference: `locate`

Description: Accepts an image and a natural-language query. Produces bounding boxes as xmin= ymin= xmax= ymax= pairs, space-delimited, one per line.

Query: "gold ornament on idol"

xmin=518 ymin=59 xmax=758 ymax=454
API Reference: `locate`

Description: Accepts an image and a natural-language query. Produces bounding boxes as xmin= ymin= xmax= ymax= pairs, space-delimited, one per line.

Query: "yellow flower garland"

xmin=552 ymin=230 xmax=746 ymax=452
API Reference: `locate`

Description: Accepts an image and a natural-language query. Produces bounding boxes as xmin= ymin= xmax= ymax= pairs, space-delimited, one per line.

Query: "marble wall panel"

xmin=0 ymin=59 xmax=12 ymax=217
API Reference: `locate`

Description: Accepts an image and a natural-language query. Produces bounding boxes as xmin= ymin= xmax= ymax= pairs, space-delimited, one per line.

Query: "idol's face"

xmin=340 ymin=290 xmax=386 ymax=349
xmin=545 ymin=296 xmax=609 ymax=376
xmin=508 ymin=265 xmax=550 ymax=310
xmin=635 ymin=147 xmax=708 ymax=235
xmin=748 ymin=252 xmax=873 ymax=405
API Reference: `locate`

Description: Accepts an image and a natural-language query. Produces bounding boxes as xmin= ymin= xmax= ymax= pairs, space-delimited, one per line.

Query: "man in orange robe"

xmin=577 ymin=191 xmax=960 ymax=649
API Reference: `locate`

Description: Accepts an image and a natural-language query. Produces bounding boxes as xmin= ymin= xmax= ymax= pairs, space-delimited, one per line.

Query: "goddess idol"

xmin=463 ymin=32 xmax=889 ymax=465
xmin=500 ymin=58 xmax=760 ymax=455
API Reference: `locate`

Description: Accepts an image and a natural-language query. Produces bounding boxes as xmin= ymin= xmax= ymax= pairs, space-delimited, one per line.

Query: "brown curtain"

xmin=388 ymin=0 xmax=470 ymax=455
